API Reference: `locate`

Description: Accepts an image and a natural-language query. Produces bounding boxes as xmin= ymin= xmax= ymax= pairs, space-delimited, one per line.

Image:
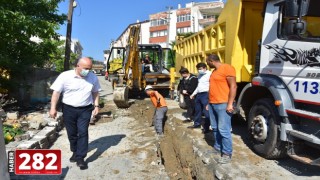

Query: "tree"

xmin=46 ymin=39 xmax=78 ymax=72
xmin=0 ymin=0 xmax=66 ymax=92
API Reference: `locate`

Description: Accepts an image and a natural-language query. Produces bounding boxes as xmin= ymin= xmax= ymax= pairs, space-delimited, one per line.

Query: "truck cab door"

xmin=260 ymin=0 xmax=320 ymax=105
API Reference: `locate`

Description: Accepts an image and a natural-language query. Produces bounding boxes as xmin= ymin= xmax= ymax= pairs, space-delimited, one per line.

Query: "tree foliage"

xmin=45 ymin=39 xmax=78 ymax=73
xmin=0 ymin=0 xmax=66 ymax=91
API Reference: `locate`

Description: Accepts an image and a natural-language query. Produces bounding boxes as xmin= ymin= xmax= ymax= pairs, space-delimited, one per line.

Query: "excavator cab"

xmin=107 ymin=46 xmax=175 ymax=108
xmin=107 ymin=25 xmax=175 ymax=108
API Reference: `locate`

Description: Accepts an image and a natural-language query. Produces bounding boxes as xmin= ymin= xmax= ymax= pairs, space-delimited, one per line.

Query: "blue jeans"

xmin=208 ymin=103 xmax=233 ymax=155
xmin=194 ymin=92 xmax=210 ymax=131
xmin=63 ymin=104 xmax=93 ymax=159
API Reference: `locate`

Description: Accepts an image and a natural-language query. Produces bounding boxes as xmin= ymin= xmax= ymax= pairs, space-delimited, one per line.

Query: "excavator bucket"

xmin=113 ymin=86 xmax=130 ymax=108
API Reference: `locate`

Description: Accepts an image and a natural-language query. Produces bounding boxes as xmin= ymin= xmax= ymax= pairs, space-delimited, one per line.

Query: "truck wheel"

xmin=248 ymin=98 xmax=287 ymax=159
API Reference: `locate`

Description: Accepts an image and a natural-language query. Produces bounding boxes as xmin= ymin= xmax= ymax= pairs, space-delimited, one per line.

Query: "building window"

xmin=177 ymin=14 xmax=191 ymax=22
xmin=203 ymin=14 xmax=215 ymax=19
xmin=177 ymin=27 xmax=191 ymax=33
xmin=150 ymin=18 xmax=168 ymax=27
xmin=150 ymin=30 xmax=168 ymax=37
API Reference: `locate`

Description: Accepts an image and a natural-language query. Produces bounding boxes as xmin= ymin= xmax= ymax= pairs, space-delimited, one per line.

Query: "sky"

xmin=57 ymin=0 xmax=219 ymax=61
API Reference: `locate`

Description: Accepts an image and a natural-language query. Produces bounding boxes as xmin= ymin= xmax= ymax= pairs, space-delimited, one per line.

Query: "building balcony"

xmin=197 ymin=2 xmax=224 ymax=14
xmin=198 ymin=18 xmax=216 ymax=26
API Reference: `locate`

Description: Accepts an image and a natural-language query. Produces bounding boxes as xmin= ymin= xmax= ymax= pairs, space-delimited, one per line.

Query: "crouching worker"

xmin=145 ymin=85 xmax=168 ymax=136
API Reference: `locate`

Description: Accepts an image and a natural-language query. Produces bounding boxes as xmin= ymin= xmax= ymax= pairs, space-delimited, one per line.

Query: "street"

xmin=10 ymin=75 xmax=320 ymax=180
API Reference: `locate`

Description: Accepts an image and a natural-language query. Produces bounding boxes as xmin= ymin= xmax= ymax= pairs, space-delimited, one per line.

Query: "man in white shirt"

xmin=49 ymin=57 xmax=101 ymax=170
xmin=189 ymin=63 xmax=211 ymax=133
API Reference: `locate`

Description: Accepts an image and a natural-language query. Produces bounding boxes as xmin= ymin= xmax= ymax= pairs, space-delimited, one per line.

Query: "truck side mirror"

xmin=285 ymin=19 xmax=306 ymax=35
xmin=285 ymin=0 xmax=310 ymax=17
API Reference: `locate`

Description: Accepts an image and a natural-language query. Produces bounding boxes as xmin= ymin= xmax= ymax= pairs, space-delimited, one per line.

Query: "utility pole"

xmin=164 ymin=6 xmax=172 ymax=68
xmin=165 ymin=6 xmax=173 ymax=49
xmin=64 ymin=0 xmax=76 ymax=71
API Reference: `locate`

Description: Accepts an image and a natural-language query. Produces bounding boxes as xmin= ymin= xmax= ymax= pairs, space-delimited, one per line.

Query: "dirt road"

xmin=12 ymin=75 xmax=319 ymax=179
xmin=96 ymin=76 xmax=320 ymax=180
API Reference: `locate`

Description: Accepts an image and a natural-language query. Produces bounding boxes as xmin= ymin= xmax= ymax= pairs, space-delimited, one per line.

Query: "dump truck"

xmin=108 ymin=25 xmax=175 ymax=108
xmin=174 ymin=0 xmax=320 ymax=166
xmin=91 ymin=64 xmax=104 ymax=74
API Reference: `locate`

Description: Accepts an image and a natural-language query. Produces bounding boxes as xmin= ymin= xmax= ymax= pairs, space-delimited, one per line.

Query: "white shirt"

xmin=50 ymin=70 xmax=101 ymax=107
xmin=191 ymin=70 xmax=211 ymax=96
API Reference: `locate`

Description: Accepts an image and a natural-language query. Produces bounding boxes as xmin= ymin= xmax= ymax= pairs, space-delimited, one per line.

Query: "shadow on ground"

xmin=86 ymin=134 xmax=126 ymax=163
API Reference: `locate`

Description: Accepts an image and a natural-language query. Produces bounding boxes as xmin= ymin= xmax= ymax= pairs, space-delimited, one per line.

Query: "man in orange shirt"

xmin=145 ymin=85 xmax=168 ymax=136
xmin=206 ymin=54 xmax=237 ymax=164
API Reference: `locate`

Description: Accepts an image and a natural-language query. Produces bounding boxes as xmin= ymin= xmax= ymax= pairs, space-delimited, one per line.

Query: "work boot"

xmin=182 ymin=118 xmax=193 ymax=123
xmin=187 ymin=124 xmax=201 ymax=129
xmin=69 ymin=153 xmax=76 ymax=163
xmin=218 ymin=154 xmax=232 ymax=164
xmin=76 ymin=159 xmax=88 ymax=170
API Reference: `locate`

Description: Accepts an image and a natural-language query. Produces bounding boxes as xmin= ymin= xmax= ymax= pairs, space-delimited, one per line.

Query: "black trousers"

xmin=63 ymin=104 xmax=93 ymax=159
xmin=184 ymin=95 xmax=195 ymax=120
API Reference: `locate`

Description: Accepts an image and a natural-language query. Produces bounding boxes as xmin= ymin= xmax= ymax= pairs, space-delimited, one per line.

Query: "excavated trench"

xmin=158 ymin=111 xmax=217 ymax=179
xmin=103 ymin=99 xmax=219 ymax=179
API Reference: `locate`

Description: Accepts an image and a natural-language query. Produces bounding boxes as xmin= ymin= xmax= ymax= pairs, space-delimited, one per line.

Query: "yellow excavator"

xmin=107 ymin=24 xmax=175 ymax=108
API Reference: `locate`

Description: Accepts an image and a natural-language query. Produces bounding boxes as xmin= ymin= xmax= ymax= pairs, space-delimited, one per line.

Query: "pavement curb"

xmin=5 ymin=112 xmax=64 ymax=155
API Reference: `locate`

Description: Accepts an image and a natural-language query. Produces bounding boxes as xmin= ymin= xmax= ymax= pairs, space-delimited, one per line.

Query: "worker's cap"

xmin=145 ymin=85 xmax=153 ymax=91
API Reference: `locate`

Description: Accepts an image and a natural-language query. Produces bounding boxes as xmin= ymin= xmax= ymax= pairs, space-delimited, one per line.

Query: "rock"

xmin=36 ymin=126 xmax=56 ymax=137
xmin=26 ymin=130 xmax=40 ymax=138
xmin=202 ymin=156 xmax=211 ymax=164
xmin=32 ymin=135 xmax=48 ymax=144
xmin=39 ymin=140 xmax=50 ymax=149
xmin=6 ymin=111 xmax=19 ymax=120
xmin=5 ymin=141 xmax=20 ymax=149
xmin=16 ymin=140 xmax=40 ymax=149
xmin=28 ymin=120 xmax=42 ymax=130
xmin=14 ymin=134 xmax=30 ymax=142
xmin=48 ymin=133 xmax=57 ymax=143
xmin=20 ymin=121 xmax=29 ymax=131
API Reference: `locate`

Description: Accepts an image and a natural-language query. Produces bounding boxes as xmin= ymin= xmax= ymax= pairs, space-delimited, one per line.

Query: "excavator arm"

xmin=113 ymin=25 xmax=141 ymax=108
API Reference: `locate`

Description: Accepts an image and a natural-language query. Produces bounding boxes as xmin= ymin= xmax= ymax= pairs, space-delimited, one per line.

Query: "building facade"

xmin=149 ymin=1 xmax=224 ymax=48
xmin=108 ymin=0 xmax=224 ymax=52
xmin=59 ymin=36 xmax=83 ymax=57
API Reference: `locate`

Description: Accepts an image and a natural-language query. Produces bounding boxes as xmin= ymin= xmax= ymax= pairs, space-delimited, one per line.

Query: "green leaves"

xmin=3 ymin=124 xmax=24 ymax=144
xmin=0 ymin=0 xmax=67 ymax=92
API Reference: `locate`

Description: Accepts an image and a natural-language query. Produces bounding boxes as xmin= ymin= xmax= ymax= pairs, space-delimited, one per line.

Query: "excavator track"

xmin=113 ymin=86 xmax=130 ymax=108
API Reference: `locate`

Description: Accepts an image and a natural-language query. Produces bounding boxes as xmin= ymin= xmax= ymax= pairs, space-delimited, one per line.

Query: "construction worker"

xmin=145 ymin=85 xmax=168 ymax=137
xmin=143 ymin=53 xmax=154 ymax=72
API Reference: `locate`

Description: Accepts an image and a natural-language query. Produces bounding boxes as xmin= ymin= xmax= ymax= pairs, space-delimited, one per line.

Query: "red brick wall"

xmin=150 ymin=25 xmax=167 ymax=32
xmin=150 ymin=36 xmax=166 ymax=43
xmin=176 ymin=21 xmax=191 ymax=28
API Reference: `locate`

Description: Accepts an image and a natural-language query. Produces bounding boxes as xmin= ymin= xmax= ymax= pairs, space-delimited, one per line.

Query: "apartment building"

xmin=59 ymin=36 xmax=83 ymax=57
xmin=109 ymin=0 xmax=224 ymax=51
